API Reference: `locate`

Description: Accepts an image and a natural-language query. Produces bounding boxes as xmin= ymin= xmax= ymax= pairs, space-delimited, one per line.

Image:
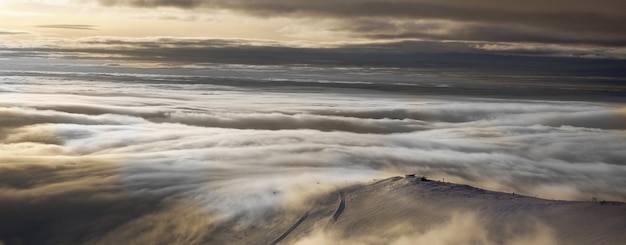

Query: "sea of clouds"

xmin=1 ymin=70 xmax=625 ymax=243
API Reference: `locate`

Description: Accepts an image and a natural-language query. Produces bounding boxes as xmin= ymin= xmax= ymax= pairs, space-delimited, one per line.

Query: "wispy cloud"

xmin=0 ymin=29 xmax=28 ymax=35
xmin=36 ymin=24 xmax=98 ymax=30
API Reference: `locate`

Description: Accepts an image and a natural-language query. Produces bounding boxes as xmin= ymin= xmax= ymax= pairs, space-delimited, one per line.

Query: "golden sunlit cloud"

xmin=1 ymin=0 xmax=625 ymax=244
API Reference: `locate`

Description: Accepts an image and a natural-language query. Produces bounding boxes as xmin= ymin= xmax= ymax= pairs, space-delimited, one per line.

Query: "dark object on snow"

xmin=420 ymin=176 xmax=430 ymax=182
xmin=405 ymin=174 xmax=416 ymax=178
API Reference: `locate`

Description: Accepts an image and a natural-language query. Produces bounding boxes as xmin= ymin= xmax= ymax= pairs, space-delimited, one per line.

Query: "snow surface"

xmin=215 ymin=176 xmax=626 ymax=245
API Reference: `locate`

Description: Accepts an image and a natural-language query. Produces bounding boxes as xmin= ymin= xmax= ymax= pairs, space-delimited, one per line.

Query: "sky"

xmin=2 ymin=0 xmax=626 ymax=64
xmin=2 ymin=1 xmax=626 ymax=244
xmin=1 ymin=0 xmax=626 ymax=44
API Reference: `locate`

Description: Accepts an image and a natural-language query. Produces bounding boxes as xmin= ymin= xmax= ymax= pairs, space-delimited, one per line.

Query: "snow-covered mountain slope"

xmin=260 ymin=176 xmax=626 ymax=245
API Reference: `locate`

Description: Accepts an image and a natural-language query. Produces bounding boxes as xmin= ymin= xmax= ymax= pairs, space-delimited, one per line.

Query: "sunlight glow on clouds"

xmin=2 ymin=0 xmax=626 ymax=48
xmin=1 ymin=0 xmax=625 ymax=243
xmin=2 ymin=72 xmax=625 ymax=206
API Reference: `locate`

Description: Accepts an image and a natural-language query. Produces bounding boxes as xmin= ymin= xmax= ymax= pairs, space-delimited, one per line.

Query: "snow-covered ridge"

xmin=264 ymin=176 xmax=626 ymax=245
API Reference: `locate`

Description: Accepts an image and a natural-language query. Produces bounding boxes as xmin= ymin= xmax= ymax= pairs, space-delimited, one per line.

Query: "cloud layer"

xmin=3 ymin=38 xmax=626 ymax=80
xmin=92 ymin=0 xmax=626 ymax=46
xmin=1 ymin=69 xmax=625 ymax=243
xmin=36 ymin=25 xmax=98 ymax=30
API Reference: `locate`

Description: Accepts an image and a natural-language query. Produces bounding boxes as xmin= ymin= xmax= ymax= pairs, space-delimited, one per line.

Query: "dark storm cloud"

xmin=94 ymin=0 xmax=626 ymax=46
xmin=36 ymin=25 xmax=98 ymax=30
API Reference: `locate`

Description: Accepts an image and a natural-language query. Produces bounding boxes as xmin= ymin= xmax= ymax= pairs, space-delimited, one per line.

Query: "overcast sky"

xmin=2 ymin=0 xmax=626 ymax=52
xmin=2 ymin=2 xmax=626 ymax=243
xmin=1 ymin=0 xmax=626 ymax=75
